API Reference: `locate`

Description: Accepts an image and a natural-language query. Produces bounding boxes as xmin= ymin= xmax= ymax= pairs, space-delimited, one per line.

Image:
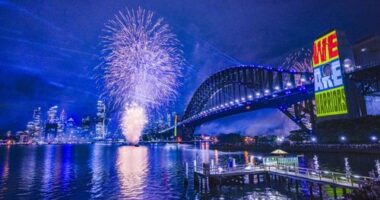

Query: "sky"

xmin=1 ymin=0 xmax=380 ymax=135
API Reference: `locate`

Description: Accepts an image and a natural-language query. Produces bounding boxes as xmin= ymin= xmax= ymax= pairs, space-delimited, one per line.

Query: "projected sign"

xmin=312 ymin=30 xmax=348 ymax=117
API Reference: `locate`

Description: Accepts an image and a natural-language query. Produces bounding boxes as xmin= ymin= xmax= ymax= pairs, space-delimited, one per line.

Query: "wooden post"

xmin=206 ymin=176 xmax=209 ymax=192
xmin=309 ymin=182 xmax=314 ymax=199
xmin=296 ymin=180 xmax=299 ymax=194
xmin=185 ymin=162 xmax=189 ymax=179
xmin=333 ymin=186 xmax=337 ymax=199
xmin=249 ymin=174 xmax=254 ymax=184
xmin=343 ymin=188 xmax=347 ymax=197
xmin=318 ymin=184 xmax=323 ymax=199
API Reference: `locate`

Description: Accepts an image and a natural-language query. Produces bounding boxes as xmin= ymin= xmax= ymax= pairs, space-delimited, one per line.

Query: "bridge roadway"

xmin=194 ymin=163 xmax=372 ymax=189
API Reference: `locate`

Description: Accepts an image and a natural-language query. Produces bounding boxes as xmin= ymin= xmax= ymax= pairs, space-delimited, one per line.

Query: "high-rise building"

xmin=95 ymin=100 xmax=106 ymax=140
xmin=81 ymin=115 xmax=91 ymax=139
xmin=26 ymin=121 xmax=35 ymax=137
xmin=32 ymin=107 xmax=42 ymax=138
xmin=165 ymin=112 xmax=177 ymax=127
xmin=66 ymin=117 xmax=78 ymax=140
xmin=47 ymin=106 xmax=58 ymax=123
xmin=45 ymin=106 xmax=58 ymax=141
xmin=57 ymin=109 xmax=66 ymax=141
xmin=166 ymin=113 xmax=171 ymax=127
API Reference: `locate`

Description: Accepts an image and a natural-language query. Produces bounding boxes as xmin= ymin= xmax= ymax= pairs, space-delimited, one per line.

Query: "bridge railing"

xmin=194 ymin=163 xmax=373 ymax=187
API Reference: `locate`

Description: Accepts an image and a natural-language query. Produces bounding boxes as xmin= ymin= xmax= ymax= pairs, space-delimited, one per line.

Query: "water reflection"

xmin=0 ymin=146 xmax=10 ymax=195
xmin=2 ymin=145 xmax=380 ymax=199
xmin=116 ymin=146 xmax=148 ymax=199
xmin=20 ymin=147 xmax=36 ymax=194
xmin=90 ymin=144 xmax=105 ymax=198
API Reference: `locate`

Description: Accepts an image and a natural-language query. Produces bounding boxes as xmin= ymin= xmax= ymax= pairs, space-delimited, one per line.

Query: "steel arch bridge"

xmin=160 ymin=65 xmax=316 ymax=140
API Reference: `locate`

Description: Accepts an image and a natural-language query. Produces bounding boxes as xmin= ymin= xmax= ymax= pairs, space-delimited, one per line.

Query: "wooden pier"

xmin=192 ymin=163 xmax=373 ymax=199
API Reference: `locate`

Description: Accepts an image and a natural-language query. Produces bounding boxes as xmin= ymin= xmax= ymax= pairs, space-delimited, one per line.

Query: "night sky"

xmin=1 ymin=0 xmax=380 ymax=135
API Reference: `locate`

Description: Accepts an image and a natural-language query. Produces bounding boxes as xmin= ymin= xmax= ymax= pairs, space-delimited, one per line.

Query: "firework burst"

xmin=99 ymin=7 xmax=184 ymax=143
xmin=282 ymin=48 xmax=312 ymax=73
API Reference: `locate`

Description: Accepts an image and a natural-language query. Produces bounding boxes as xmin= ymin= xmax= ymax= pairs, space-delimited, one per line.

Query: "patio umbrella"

xmin=271 ymin=149 xmax=288 ymax=155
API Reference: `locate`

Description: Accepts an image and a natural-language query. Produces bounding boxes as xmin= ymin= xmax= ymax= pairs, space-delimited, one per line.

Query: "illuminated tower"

xmin=32 ymin=107 xmax=42 ymax=138
xmin=57 ymin=109 xmax=66 ymax=141
xmin=45 ymin=106 xmax=58 ymax=141
xmin=26 ymin=121 xmax=35 ymax=137
xmin=81 ymin=116 xmax=91 ymax=139
xmin=66 ymin=117 xmax=77 ymax=141
xmin=95 ymin=100 xmax=106 ymax=140
xmin=166 ymin=113 xmax=171 ymax=127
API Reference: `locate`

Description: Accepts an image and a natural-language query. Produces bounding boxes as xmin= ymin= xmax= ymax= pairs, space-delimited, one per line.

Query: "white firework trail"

xmin=282 ymin=48 xmax=312 ymax=73
xmin=99 ymin=7 xmax=184 ymax=144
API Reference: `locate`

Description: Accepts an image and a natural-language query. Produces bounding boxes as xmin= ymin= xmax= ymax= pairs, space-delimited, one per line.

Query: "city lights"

xmin=1 ymin=2 xmax=380 ymax=200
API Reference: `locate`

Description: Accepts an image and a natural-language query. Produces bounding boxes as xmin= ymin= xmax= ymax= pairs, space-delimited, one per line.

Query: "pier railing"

xmin=194 ymin=163 xmax=373 ymax=188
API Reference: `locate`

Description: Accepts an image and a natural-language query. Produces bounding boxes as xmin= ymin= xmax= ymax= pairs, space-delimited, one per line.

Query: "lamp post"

xmin=340 ymin=136 xmax=347 ymax=143
xmin=370 ymin=136 xmax=378 ymax=143
xmin=311 ymin=137 xmax=317 ymax=143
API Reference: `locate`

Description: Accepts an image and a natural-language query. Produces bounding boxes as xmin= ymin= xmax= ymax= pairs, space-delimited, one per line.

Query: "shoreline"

xmin=3 ymin=142 xmax=380 ymax=155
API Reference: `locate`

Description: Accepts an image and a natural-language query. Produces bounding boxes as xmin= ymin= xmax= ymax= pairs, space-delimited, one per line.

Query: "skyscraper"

xmin=45 ymin=106 xmax=58 ymax=141
xmin=95 ymin=100 xmax=106 ymax=140
xmin=57 ymin=109 xmax=66 ymax=141
xmin=32 ymin=107 xmax=42 ymax=139
xmin=81 ymin=115 xmax=91 ymax=139
xmin=66 ymin=117 xmax=77 ymax=141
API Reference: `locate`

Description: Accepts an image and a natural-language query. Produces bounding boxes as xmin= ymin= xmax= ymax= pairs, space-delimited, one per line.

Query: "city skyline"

xmin=1 ymin=1 xmax=380 ymax=199
xmin=2 ymin=0 xmax=380 ymax=135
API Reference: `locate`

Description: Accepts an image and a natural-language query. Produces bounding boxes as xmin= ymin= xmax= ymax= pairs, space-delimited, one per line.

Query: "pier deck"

xmin=194 ymin=164 xmax=373 ymax=189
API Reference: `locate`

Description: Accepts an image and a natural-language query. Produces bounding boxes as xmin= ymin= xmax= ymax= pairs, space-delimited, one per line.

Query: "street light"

xmin=255 ymin=92 xmax=261 ymax=97
xmin=311 ymin=137 xmax=317 ymax=143
xmin=370 ymin=136 xmax=378 ymax=142
xmin=340 ymin=136 xmax=347 ymax=142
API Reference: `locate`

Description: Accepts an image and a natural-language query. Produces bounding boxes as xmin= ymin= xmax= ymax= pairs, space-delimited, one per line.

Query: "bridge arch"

xmin=173 ymin=65 xmax=316 ymax=140
xmin=184 ymin=66 xmax=311 ymax=118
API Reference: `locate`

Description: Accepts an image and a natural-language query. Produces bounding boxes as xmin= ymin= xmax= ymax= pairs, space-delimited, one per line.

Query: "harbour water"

xmin=0 ymin=144 xmax=379 ymax=199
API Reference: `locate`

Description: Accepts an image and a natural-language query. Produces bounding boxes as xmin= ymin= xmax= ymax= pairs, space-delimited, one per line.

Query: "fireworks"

xmin=100 ymin=7 xmax=184 ymax=144
xmin=282 ymin=48 xmax=312 ymax=72
xmin=120 ymin=104 xmax=147 ymax=144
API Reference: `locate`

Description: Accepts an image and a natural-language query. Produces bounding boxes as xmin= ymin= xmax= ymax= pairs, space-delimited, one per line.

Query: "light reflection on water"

xmin=116 ymin=146 xmax=148 ymax=198
xmin=0 ymin=144 xmax=379 ymax=199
